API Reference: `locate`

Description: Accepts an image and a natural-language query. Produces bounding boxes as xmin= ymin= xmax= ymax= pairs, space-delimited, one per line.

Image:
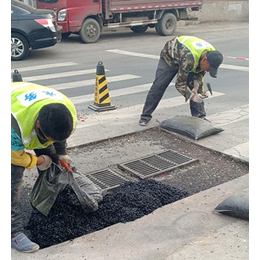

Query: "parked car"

xmin=11 ymin=0 xmax=61 ymax=61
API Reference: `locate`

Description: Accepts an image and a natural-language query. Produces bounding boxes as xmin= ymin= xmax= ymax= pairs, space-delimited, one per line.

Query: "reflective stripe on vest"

xmin=178 ymin=36 xmax=216 ymax=72
xmin=11 ymin=82 xmax=77 ymax=150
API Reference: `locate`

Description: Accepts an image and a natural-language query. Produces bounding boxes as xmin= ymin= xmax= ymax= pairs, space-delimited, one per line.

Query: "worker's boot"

xmin=139 ymin=117 xmax=151 ymax=126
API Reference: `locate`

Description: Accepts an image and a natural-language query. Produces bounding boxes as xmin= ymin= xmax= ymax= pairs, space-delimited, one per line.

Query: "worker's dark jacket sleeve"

xmin=54 ymin=140 xmax=67 ymax=155
xmin=162 ymin=37 xmax=206 ymax=100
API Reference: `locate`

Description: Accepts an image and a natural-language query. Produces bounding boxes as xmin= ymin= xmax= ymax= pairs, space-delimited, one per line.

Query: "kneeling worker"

xmin=139 ymin=36 xmax=223 ymax=126
xmin=11 ymin=82 xmax=77 ymax=252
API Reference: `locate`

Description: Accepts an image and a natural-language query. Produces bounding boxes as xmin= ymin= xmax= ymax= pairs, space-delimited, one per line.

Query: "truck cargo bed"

xmin=109 ymin=0 xmax=202 ymax=12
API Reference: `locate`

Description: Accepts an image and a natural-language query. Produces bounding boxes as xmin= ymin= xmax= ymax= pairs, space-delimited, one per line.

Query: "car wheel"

xmin=79 ymin=18 xmax=101 ymax=43
xmin=11 ymin=33 xmax=29 ymax=61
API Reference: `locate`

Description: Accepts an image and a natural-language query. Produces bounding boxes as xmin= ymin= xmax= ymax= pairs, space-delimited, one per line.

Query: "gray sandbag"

xmin=214 ymin=188 xmax=249 ymax=220
xmin=29 ymin=164 xmax=103 ymax=216
xmin=158 ymin=115 xmax=224 ymax=140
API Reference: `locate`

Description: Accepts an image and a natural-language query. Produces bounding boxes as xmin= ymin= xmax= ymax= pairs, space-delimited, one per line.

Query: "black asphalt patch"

xmin=25 ymin=180 xmax=188 ymax=249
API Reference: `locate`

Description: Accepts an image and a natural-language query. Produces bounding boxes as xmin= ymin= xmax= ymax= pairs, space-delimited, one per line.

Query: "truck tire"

xmin=155 ymin=13 xmax=177 ymax=36
xmin=79 ymin=18 xmax=100 ymax=43
xmin=130 ymin=25 xmax=148 ymax=33
xmin=11 ymin=33 xmax=29 ymax=61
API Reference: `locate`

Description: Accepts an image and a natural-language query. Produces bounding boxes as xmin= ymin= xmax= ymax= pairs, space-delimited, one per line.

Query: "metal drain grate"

xmin=86 ymin=168 xmax=130 ymax=191
xmin=118 ymin=149 xmax=198 ymax=179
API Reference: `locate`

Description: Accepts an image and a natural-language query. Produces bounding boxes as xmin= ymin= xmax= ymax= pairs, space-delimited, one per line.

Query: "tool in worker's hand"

xmin=206 ymin=83 xmax=213 ymax=95
xmin=201 ymin=83 xmax=213 ymax=99
xmin=59 ymin=160 xmax=72 ymax=173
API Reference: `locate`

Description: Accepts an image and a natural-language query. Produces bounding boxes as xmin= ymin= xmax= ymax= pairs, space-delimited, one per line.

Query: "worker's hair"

xmin=38 ymin=103 xmax=73 ymax=141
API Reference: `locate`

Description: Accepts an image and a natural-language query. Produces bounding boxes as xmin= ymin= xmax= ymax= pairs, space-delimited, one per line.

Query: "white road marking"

xmin=23 ymin=69 xmax=104 ymax=82
xmin=107 ymin=49 xmax=159 ymax=59
xmin=106 ymin=49 xmax=249 ymax=72
xmin=49 ymin=74 xmax=141 ymax=90
xmin=70 ymin=83 xmax=152 ymax=105
xmin=219 ymin=64 xmax=249 ymax=72
xmin=11 ymin=62 xmax=78 ymax=72
xmin=71 ymin=82 xmax=175 ymax=105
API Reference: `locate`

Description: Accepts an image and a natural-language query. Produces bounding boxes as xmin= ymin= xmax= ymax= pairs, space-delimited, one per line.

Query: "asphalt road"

xmin=11 ymin=21 xmax=249 ymax=107
xmin=11 ymin=21 xmax=249 ymax=160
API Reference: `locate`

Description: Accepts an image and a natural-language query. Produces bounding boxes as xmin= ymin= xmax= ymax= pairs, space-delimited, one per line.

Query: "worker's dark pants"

xmin=11 ymin=164 xmax=25 ymax=237
xmin=140 ymin=54 xmax=206 ymax=120
xmin=11 ymin=144 xmax=59 ymax=238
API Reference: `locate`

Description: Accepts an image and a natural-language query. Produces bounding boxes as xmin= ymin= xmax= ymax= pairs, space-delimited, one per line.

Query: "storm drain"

xmin=118 ymin=149 xmax=198 ymax=179
xmin=86 ymin=168 xmax=130 ymax=191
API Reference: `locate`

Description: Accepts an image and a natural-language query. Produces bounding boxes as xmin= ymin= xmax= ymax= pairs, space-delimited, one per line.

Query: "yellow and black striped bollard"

xmin=88 ymin=61 xmax=116 ymax=112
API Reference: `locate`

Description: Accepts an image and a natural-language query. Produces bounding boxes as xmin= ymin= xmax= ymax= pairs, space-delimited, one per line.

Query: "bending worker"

xmin=139 ymin=36 xmax=223 ymax=126
xmin=11 ymin=82 xmax=77 ymax=253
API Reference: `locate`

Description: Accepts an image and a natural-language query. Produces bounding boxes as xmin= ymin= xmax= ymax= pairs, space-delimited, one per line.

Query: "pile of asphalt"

xmin=25 ymin=179 xmax=189 ymax=249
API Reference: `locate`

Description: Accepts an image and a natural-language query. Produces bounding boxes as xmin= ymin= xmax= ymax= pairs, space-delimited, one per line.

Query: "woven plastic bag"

xmin=158 ymin=115 xmax=224 ymax=140
xmin=29 ymin=164 xmax=103 ymax=216
xmin=214 ymin=188 xmax=249 ymax=220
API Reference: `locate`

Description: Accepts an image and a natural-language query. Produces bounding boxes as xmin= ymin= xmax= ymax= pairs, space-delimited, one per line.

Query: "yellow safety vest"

xmin=11 ymin=82 xmax=77 ymax=150
xmin=177 ymin=36 xmax=216 ymax=72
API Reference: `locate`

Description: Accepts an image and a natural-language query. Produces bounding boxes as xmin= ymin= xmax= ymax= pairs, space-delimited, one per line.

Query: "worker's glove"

xmin=37 ymin=155 xmax=52 ymax=171
xmin=59 ymin=154 xmax=72 ymax=165
xmin=193 ymin=94 xmax=203 ymax=103
xmin=190 ymin=92 xmax=203 ymax=103
xmin=201 ymin=90 xmax=210 ymax=98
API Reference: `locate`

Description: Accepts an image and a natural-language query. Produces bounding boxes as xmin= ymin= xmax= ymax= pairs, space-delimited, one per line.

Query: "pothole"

xmin=20 ymin=127 xmax=248 ymax=249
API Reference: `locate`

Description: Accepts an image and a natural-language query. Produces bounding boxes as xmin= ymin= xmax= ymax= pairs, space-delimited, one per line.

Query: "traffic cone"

xmin=88 ymin=61 xmax=116 ymax=112
xmin=12 ymin=69 xmax=23 ymax=82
